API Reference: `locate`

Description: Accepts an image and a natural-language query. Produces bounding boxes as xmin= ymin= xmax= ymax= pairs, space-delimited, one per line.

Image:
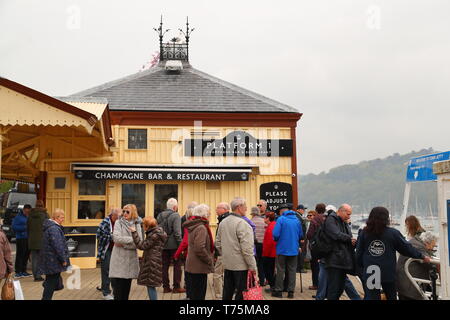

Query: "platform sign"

xmin=406 ymin=151 xmax=450 ymax=182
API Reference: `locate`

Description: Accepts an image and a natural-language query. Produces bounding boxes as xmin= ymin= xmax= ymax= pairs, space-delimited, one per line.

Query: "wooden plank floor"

xmin=15 ymin=266 xmax=364 ymax=300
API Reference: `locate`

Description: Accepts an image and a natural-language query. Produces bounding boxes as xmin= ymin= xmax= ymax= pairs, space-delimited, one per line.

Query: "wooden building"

xmin=0 ymin=27 xmax=301 ymax=267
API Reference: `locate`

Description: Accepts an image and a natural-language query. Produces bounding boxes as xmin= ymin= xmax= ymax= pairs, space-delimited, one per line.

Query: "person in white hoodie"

xmin=109 ymin=204 xmax=144 ymax=300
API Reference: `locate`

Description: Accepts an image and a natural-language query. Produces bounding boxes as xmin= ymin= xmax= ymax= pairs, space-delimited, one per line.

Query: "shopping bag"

xmin=1 ymin=274 xmax=15 ymax=300
xmin=243 ymin=271 xmax=264 ymax=300
xmin=13 ymin=280 xmax=24 ymax=300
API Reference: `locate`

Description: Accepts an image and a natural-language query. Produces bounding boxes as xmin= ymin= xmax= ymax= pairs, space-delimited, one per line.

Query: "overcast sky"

xmin=1 ymin=0 xmax=449 ymax=174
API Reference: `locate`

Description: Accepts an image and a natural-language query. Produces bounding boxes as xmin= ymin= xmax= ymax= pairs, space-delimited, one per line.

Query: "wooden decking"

xmin=16 ymin=266 xmax=364 ymax=300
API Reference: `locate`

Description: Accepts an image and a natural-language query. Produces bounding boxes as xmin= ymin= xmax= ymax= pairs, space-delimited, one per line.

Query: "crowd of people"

xmin=0 ymin=197 xmax=440 ymax=301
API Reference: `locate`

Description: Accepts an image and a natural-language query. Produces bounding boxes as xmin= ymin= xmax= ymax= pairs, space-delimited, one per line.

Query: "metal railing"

xmin=161 ymin=43 xmax=188 ymax=61
xmin=404 ymin=258 xmax=440 ymax=300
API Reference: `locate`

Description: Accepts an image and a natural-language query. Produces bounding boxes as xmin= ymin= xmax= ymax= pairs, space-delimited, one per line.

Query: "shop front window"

xmin=122 ymin=184 xmax=146 ymax=218
xmin=154 ymin=184 xmax=178 ymax=219
xmin=77 ymin=179 xmax=106 ymax=220
xmin=78 ymin=200 xmax=105 ymax=220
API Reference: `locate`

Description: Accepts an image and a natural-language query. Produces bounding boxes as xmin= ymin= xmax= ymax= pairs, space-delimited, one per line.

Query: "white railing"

xmin=404 ymin=258 xmax=440 ymax=300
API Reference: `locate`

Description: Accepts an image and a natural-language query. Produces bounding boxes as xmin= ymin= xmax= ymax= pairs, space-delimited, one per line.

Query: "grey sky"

xmin=1 ymin=0 xmax=449 ymax=174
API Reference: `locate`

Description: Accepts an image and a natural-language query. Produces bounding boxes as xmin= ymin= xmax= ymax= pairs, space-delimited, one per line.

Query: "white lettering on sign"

xmin=265 ymin=191 xmax=288 ymax=197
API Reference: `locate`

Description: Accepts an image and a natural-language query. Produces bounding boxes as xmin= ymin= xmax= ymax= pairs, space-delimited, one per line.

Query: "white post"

xmin=434 ymin=160 xmax=450 ymax=300
xmin=399 ymin=182 xmax=411 ymax=236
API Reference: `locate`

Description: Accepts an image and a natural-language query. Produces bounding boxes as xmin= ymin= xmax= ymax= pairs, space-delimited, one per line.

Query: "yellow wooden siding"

xmin=112 ymin=126 xmax=292 ymax=174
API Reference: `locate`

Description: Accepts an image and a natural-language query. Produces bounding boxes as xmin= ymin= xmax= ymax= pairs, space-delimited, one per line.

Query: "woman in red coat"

xmin=262 ymin=212 xmax=277 ymax=292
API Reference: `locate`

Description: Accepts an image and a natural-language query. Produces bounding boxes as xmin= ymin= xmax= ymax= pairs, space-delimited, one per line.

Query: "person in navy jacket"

xmin=356 ymin=206 xmax=431 ymax=300
xmin=12 ymin=204 xmax=32 ymax=278
xmin=271 ymin=203 xmax=303 ymax=298
xmin=38 ymin=209 xmax=70 ymax=300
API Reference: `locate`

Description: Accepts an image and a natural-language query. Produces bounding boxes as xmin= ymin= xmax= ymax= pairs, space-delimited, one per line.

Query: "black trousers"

xmin=255 ymin=243 xmax=265 ymax=285
xmin=326 ymin=267 xmax=347 ymax=300
xmin=364 ymin=281 xmax=397 ymax=300
xmin=189 ymin=273 xmax=208 ymax=300
xmin=185 ymin=271 xmax=192 ymax=299
xmin=262 ymin=257 xmax=275 ymax=288
xmin=111 ymin=278 xmax=132 ymax=300
xmin=297 ymin=249 xmax=306 ymax=272
xmin=15 ymin=238 xmax=30 ymax=273
xmin=310 ymin=258 xmax=320 ymax=287
xmin=223 ymin=269 xmax=248 ymax=300
xmin=42 ymin=273 xmax=60 ymax=300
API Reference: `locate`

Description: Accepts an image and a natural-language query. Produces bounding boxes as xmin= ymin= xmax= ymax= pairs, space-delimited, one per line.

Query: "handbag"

xmin=1 ymin=274 xmax=15 ymax=300
xmin=243 ymin=271 xmax=264 ymax=300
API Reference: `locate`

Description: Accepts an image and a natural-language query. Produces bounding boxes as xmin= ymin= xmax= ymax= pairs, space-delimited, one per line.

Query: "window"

xmin=122 ymin=184 xmax=146 ymax=218
xmin=154 ymin=184 xmax=178 ymax=219
xmin=78 ymin=200 xmax=105 ymax=220
xmin=128 ymin=129 xmax=147 ymax=149
xmin=54 ymin=177 xmax=66 ymax=189
xmin=77 ymin=180 xmax=106 ymax=220
xmin=79 ymin=180 xmax=106 ymax=195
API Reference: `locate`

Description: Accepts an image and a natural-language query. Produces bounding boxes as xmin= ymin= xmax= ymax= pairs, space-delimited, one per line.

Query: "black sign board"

xmin=185 ymin=130 xmax=293 ymax=157
xmin=259 ymin=182 xmax=293 ymax=212
xmin=74 ymin=170 xmax=249 ymax=181
xmin=64 ymin=234 xmax=96 ymax=258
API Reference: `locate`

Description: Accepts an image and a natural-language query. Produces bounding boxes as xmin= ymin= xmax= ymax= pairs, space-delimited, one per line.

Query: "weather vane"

xmin=178 ymin=16 xmax=194 ymax=61
xmin=153 ymin=15 xmax=170 ymax=55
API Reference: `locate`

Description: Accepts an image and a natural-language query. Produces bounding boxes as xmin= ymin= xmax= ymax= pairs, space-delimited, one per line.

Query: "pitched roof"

xmin=70 ymin=65 xmax=299 ymax=113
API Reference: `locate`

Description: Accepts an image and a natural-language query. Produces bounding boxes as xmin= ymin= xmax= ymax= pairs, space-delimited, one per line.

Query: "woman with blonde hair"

xmin=129 ymin=217 xmax=167 ymax=300
xmin=109 ymin=204 xmax=144 ymax=300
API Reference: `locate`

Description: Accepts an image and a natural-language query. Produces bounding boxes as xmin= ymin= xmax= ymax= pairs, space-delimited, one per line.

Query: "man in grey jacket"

xmin=216 ymin=197 xmax=257 ymax=300
xmin=156 ymin=198 xmax=185 ymax=293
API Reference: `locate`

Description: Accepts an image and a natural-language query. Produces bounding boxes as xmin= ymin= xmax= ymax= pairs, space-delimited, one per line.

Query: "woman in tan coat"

xmin=0 ymin=230 xmax=13 ymax=281
xmin=183 ymin=204 xmax=215 ymax=300
xmin=129 ymin=217 xmax=167 ymax=300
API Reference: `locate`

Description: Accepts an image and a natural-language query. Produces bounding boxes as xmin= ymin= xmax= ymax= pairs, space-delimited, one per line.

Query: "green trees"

xmin=298 ymin=148 xmax=439 ymax=216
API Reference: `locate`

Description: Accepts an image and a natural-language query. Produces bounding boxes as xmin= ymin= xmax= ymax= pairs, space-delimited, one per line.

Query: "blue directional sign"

xmin=406 ymin=151 xmax=450 ymax=182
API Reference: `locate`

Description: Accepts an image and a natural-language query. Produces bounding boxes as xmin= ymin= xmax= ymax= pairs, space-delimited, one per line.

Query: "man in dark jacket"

xmin=295 ymin=204 xmax=307 ymax=273
xmin=323 ymin=204 xmax=356 ymax=300
xmin=156 ymin=198 xmax=184 ymax=293
xmin=12 ymin=204 xmax=32 ymax=278
xmin=27 ymin=200 xmax=49 ymax=281
xmin=38 ymin=209 xmax=70 ymax=300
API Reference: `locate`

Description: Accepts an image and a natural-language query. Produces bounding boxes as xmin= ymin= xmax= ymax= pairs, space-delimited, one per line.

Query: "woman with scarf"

xmin=109 ymin=204 xmax=144 ymax=300
xmin=183 ymin=204 xmax=215 ymax=300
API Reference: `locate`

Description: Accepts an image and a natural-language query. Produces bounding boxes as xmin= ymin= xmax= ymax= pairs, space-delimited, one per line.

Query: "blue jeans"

xmin=147 ymin=286 xmax=157 ymax=300
xmin=344 ymin=277 xmax=361 ymax=300
xmin=100 ymin=248 xmax=113 ymax=296
xmin=316 ymin=262 xmax=327 ymax=300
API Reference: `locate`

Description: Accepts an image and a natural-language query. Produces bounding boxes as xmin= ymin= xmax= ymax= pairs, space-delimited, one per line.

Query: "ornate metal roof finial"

xmin=153 ymin=15 xmax=170 ymax=58
xmin=179 ymin=16 xmax=194 ymax=61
